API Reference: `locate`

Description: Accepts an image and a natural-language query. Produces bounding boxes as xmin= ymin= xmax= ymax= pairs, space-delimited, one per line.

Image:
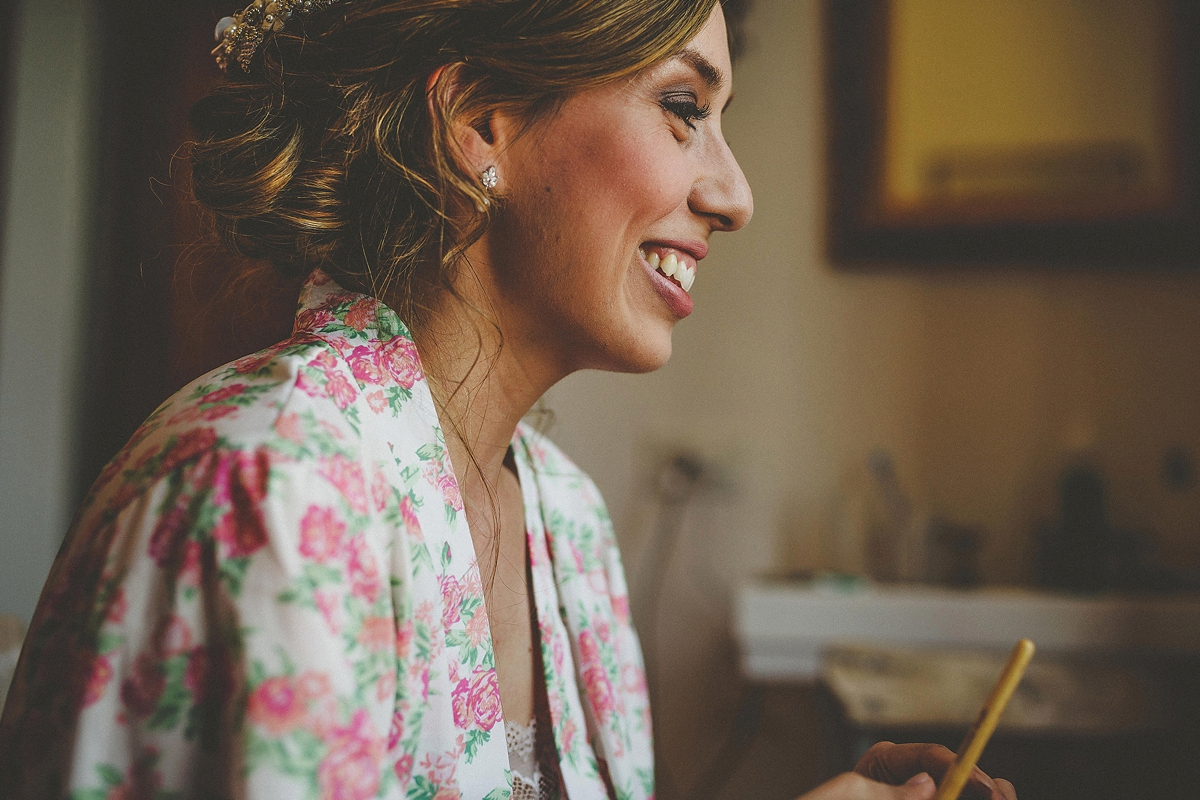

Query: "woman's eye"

xmin=661 ymin=94 xmax=712 ymax=131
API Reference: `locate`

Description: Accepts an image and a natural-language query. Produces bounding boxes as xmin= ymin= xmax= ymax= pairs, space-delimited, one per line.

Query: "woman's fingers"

xmin=854 ymin=741 xmax=1014 ymax=799
xmin=995 ymin=779 xmax=1018 ymax=800
xmin=797 ymin=771 xmax=937 ymax=800
xmin=856 ymin=741 xmax=951 ymax=783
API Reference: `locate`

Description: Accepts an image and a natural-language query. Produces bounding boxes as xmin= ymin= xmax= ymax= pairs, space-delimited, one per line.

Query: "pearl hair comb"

xmin=212 ymin=0 xmax=342 ymax=73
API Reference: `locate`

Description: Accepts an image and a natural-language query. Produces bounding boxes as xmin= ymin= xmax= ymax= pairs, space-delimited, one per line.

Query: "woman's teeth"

xmin=642 ymin=249 xmax=696 ymax=293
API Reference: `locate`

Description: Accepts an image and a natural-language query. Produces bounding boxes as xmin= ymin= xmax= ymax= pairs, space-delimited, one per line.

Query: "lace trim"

xmin=506 ymin=718 xmax=537 ymax=762
xmin=506 ymin=718 xmax=560 ymax=800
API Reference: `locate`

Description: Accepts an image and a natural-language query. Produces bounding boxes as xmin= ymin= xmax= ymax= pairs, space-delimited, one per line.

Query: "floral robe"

xmin=0 ymin=271 xmax=654 ymax=800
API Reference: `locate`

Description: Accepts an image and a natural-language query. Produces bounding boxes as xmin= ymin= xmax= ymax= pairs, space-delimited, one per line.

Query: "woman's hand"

xmin=793 ymin=741 xmax=1020 ymax=800
xmin=795 ymin=772 xmax=938 ymax=799
xmin=854 ymin=742 xmax=1017 ymax=800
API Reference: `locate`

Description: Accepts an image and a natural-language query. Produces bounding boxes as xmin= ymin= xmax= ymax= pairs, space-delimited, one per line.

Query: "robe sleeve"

xmin=0 ymin=427 xmax=403 ymax=800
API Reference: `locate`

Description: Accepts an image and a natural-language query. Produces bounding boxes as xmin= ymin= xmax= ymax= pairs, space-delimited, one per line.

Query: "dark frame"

xmin=825 ymin=0 xmax=1200 ymax=268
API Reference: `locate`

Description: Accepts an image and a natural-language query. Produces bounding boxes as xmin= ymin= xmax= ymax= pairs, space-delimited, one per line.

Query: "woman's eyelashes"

xmin=660 ymin=92 xmax=712 ymax=131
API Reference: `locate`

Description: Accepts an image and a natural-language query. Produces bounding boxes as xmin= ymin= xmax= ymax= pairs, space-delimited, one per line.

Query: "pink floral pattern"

xmin=317 ymin=709 xmax=386 ymax=800
xmin=248 ymin=675 xmax=309 ymax=735
xmin=0 ymin=270 xmax=652 ymax=800
xmin=300 ymin=505 xmax=347 ymax=561
xmin=319 ymin=454 xmax=370 ymax=515
xmin=451 ymin=668 xmax=503 ymax=732
xmin=579 ymin=629 xmax=619 ymax=726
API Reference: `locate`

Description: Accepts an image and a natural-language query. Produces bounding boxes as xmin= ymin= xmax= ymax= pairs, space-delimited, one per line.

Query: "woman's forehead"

xmin=663 ymin=6 xmax=733 ymax=89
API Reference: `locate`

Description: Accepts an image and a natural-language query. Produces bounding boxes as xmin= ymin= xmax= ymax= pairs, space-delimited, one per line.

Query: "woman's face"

xmin=483 ymin=4 xmax=753 ymax=376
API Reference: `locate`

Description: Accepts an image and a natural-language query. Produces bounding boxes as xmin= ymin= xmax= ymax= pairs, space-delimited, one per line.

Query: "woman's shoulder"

xmin=79 ymin=333 xmax=382 ymax=523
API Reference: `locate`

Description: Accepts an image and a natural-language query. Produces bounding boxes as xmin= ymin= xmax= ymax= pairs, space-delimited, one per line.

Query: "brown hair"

xmin=189 ymin=0 xmax=722 ymax=327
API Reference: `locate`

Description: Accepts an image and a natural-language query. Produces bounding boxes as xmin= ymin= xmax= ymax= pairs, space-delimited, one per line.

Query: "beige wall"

xmin=543 ymin=0 xmax=1200 ymax=794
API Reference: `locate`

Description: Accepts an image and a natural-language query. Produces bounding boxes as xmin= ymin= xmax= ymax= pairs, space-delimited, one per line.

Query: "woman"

xmin=0 ymin=1 xmax=1015 ymax=798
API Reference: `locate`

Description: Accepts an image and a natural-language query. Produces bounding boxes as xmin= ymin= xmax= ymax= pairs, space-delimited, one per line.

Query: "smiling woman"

xmin=0 ymin=2 xmax=1009 ymax=800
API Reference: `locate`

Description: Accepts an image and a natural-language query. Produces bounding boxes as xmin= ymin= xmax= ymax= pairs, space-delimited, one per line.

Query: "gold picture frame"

xmin=825 ymin=0 xmax=1200 ymax=266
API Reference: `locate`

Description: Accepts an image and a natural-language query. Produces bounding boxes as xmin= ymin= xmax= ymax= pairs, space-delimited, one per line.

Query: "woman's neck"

xmin=410 ymin=265 xmax=565 ymax=542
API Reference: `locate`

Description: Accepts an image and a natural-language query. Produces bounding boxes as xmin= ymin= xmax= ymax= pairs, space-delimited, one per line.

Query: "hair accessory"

xmin=212 ymin=0 xmax=342 ymax=73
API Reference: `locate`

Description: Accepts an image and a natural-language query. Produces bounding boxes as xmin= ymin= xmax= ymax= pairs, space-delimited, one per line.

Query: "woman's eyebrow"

xmin=673 ymin=47 xmax=725 ymax=92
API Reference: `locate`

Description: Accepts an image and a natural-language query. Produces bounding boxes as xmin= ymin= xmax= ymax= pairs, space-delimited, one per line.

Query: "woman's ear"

xmin=426 ymin=64 xmax=503 ymax=186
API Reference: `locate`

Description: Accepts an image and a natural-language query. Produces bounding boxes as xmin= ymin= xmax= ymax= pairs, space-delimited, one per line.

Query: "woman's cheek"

xmin=645 ymin=169 xmax=692 ymax=219
xmin=603 ymin=133 xmax=693 ymax=219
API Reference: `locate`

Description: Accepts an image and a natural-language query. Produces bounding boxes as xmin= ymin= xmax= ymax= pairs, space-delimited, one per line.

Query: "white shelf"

xmin=735 ymin=582 xmax=1200 ymax=681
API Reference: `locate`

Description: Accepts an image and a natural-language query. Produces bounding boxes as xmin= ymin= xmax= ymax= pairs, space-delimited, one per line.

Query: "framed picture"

xmin=825 ymin=0 xmax=1200 ymax=267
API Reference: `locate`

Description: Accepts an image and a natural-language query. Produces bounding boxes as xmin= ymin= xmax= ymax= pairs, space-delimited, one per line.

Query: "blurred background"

xmin=3 ymin=0 xmax=1200 ymax=798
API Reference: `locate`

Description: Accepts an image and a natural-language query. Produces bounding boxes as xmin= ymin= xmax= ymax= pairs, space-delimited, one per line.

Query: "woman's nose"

xmin=690 ymin=136 xmax=754 ymax=232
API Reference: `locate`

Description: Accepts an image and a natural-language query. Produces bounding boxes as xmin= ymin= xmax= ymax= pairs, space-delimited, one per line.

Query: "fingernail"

xmin=906 ymin=773 xmax=934 ymax=787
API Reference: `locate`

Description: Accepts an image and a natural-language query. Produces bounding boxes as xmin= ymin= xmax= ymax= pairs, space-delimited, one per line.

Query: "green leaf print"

xmin=70 ymin=758 xmax=186 ymax=800
xmin=483 ymin=786 xmax=513 ymax=800
xmin=96 ymin=630 xmax=122 ymax=656
xmin=96 ymin=764 xmax=123 ymax=787
xmin=247 ymin=726 xmax=324 ymax=795
xmin=399 ymin=700 xmax=428 ymax=752
xmin=268 ymin=436 xmax=311 ymax=462
xmin=299 ymin=410 xmax=354 ymax=458
xmin=341 ymin=403 xmax=362 ymax=436
xmin=276 ymin=587 xmax=301 ymax=604
xmin=146 ymin=654 xmax=192 ymax=732
xmin=636 ymin=767 xmax=655 ymax=796
xmin=189 ymin=492 xmax=223 ymax=539
xmin=386 ymin=385 xmax=413 ymax=412
xmin=440 ymin=542 xmax=452 ymax=570
xmin=350 ymin=652 xmax=391 ymax=705
xmin=69 ymin=764 xmax=119 ymax=800
xmin=377 ymin=309 xmax=403 ymax=338
xmin=185 ymin=381 xmax=277 ymax=415
xmin=460 ymin=594 xmax=482 ymax=618
xmin=411 ymin=542 xmax=434 ymax=575
xmin=218 ymin=556 xmax=252 ymax=596
xmin=407 ymin=775 xmax=440 ymax=800
xmin=415 ymin=442 xmax=442 ymax=461
xmin=464 ymin=727 xmax=490 ymax=761
xmin=414 ymin=621 xmax=434 ymax=662
xmin=69 ymin=788 xmax=109 ymax=800
xmin=278 ymin=562 xmax=343 ymax=608
xmin=324 ymin=321 xmax=370 ymax=340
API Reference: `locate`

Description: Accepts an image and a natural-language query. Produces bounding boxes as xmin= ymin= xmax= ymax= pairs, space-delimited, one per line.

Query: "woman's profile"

xmin=0 ymin=1 xmax=1014 ymax=798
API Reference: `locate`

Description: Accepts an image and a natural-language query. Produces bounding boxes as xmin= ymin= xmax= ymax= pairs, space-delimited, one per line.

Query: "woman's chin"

xmin=570 ymin=312 xmax=677 ymax=374
xmin=608 ymin=333 xmax=674 ymax=375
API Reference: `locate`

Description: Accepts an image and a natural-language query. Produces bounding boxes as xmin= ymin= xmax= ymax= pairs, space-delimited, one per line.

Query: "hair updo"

xmin=189 ymin=0 xmax=721 ymax=325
